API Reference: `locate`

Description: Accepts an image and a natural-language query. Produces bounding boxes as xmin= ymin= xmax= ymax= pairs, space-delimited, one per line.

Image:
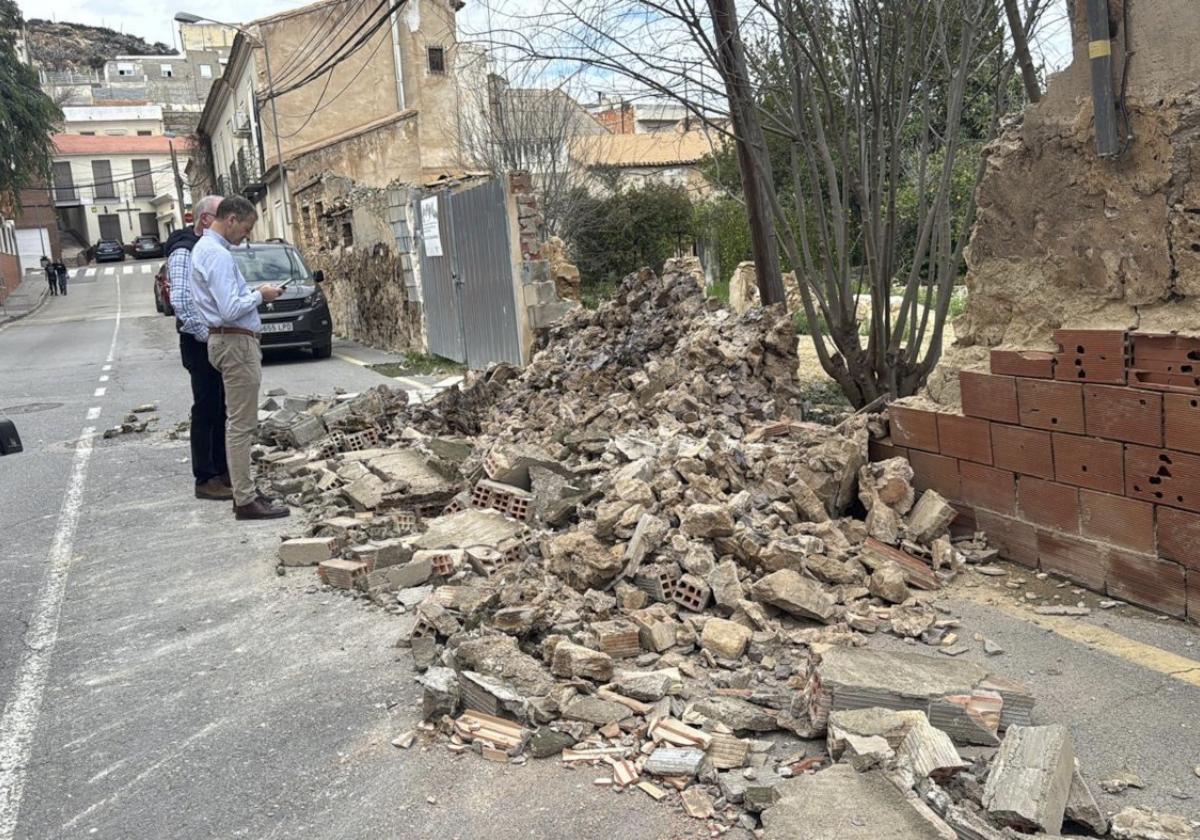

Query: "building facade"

xmin=195 ymin=0 xmax=466 ymax=243
xmin=50 ymin=134 xmax=191 ymax=247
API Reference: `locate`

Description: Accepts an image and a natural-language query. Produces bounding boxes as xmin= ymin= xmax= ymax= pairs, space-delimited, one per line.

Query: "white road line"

xmin=98 ymin=375 xmax=109 ymax=383
xmin=86 ymin=406 xmax=101 ymax=420
xmin=105 ymin=275 xmax=122 ymax=364
xmin=0 ymin=425 xmax=96 ymax=838
xmin=101 ymin=364 xmax=111 ymax=372
xmin=121 ymin=266 xmax=132 ymax=276
xmin=85 ymin=268 xmax=96 ymax=278
xmin=102 ymin=267 xmax=113 ymax=276
xmin=93 ymin=387 xmax=105 ymax=397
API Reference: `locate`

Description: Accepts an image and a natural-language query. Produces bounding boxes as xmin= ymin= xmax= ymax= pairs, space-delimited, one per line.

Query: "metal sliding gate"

xmin=415 ymin=178 xmax=523 ymax=368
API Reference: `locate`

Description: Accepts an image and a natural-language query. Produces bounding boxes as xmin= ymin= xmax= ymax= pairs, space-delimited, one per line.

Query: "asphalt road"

xmin=1 ymin=263 xmax=1198 ymax=838
xmin=0 ymin=264 xmax=704 ymax=840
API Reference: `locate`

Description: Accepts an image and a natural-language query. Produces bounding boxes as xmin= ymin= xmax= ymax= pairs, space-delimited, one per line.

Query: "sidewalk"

xmin=0 ymin=274 xmax=50 ymax=328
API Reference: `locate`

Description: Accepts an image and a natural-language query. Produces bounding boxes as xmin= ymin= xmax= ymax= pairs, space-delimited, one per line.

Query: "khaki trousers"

xmin=207 ymin=333 xmax=262 ymax=507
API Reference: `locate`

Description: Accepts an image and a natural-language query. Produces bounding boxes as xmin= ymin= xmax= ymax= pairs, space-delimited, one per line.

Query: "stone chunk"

xmin=700 ymin=617 xmax=752 ymax=660
xmin=362 ymin=556 xmax=433 ymax=593
xmin=751 ymin=569 xmax=836 ymax=623
xmin=680 ymin=503 xmax=735 ymax=538
xmin=983 ymin=724 xmax=1075 ymax=835
xmin=1110 ymin=806 xmax=1193 ymax=840
xmin=278 ymin=537 xmax=337 ymax=567
xmin=550 ymin=641 xmax=614 ymax=682
xmin=1065 ymin=765 xmax=1108 ymax=835
xmin=691 ymin=696 xmax=777 ymax=732
xmin=828 ymin=707 xmax=926 ymax=759
xmin=760 ymin=765 xmax=955 ymax=839
xmin=562 ymin=695 xmax=629 ymax=725
xmin=612 ymin=668 xmax=682 ymax=701
xmin=841 ymin=733 xmax=894 ymax=771
xmin=898 ymin=715 xmax=967 ymax=781
xmin=706 ymin=559 xmax=744 ymax=609
xmin=907 ymin=490 xmax=957 ymax=544
xmin=417 ymin=666 xmax=460 ymax=719
xmin=543 ymin=531 xmax=623 ymax=592
xmin=869 ymin=564 xmax=911 ymax=604
xmin=644 ymin=747 xmax=706 ymax=777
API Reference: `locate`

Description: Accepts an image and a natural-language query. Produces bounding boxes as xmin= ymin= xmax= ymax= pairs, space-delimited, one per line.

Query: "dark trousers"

xmin=47 ymin=275 xmax=57 ymax=296
xmin=180 ymin=332 xmax=228 ymax=483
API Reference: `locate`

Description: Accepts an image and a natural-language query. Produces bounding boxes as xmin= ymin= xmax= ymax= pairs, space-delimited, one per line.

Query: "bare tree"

xmin=455 ymin=48 xmax=607 ymax=235
xmin=478 ymin=0 xmax=1048 ymax=405
xmin=1003 ymin=0 xmax=1045 ymax=103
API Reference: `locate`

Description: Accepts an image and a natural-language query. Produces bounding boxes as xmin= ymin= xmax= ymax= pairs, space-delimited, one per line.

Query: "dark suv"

xmin=95 ymin=239 xmax=125 ymax=262
xmin=231 ymin=242 xmax=332 ymax=359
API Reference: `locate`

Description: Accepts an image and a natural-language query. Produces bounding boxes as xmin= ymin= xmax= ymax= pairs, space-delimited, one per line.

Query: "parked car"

xmin=153 ymin=262 xmax=173 ymax=316
xmin=95 ymin=239 xmax=125 ymax=262
xmin=133 ymin=235 xmax=164 ymax=259
xmin=231 ymin=242 xmax=332 ymax=359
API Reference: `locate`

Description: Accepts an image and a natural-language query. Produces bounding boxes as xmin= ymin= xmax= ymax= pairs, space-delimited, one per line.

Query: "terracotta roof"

xmin=52 ymin=134 xmax=194 ymax=155
xmin=571 ymin=130 xmax=719 ymax=168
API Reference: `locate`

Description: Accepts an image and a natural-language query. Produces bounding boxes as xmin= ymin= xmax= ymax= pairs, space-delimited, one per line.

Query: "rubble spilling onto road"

xmin=253 ymin=268 xmax=1192 ymax=839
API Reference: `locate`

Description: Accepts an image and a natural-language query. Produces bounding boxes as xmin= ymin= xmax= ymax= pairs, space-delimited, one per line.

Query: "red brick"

xmin=1083 ymin=385 xmax=1162 ymax=446
xmin=1189 ymin=569 xmax=1200 ymax=622
xmin=1017 ymin=380 xmax=1085 ymax=434
xmin=936 ymin=414 xmax=993 ymax=465
xmin=1052 ymin=433 xmax=1124 ymax=494
xmin=1164 ymin=394 xmax=1200 ymax=455
xmin=1156 ymin=507 xmax=1200 ymax=571
xmin=1130 ymin=332 xmax=1200 ymax=369
xmin=991 ymin=424 xmax=1054 ymax=479
xmin=1128 ymin=370 xmax=1200 ymax=393
xmin=1125 ymin=445 xmax=1200 ymax=513
xmin=1078 ymin=490 xmax=1155 ymax=554
xmin=1106 ymin=550 xmax=1186 ymax=618
xmin=959 ymin=462 xmax=1015 ymax=515
xmin=1017 ymin=476 xmax=1079 ymax=533
xmin=949 ymin=503 xmax=976 ymax=538
xmin=1037 ymin=530 xmax=1106 ymax=591
xmin=975 ymin=510 xmax=1038 ymax=568
xmin=1054 ymin=329 xmax=1128 ymax=384
xmin=990 ymin=349 xmax=1055 ymax=379
xmin=869 ymin=437 xmax=909 ymax=463
xmin=909 ymin=450 xmax=960 ymax=500
xmin=889 ymin=405 xmax=940 ymax=453
xmin=960 ymin=372 xmax=1019 ymax=424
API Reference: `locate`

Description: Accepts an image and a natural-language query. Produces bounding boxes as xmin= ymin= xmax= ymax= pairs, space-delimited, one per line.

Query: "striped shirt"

xmin=167 ymin=246 xmax=208 ymax=342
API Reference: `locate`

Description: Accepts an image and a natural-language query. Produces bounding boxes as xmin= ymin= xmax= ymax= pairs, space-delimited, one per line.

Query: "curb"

xmin=0 ymin=286 xmax=51 ymax=331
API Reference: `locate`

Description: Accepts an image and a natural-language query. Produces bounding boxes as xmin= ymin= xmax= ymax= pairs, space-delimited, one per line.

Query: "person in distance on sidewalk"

xmin=190 ymin=196 xmax=288 ymax=520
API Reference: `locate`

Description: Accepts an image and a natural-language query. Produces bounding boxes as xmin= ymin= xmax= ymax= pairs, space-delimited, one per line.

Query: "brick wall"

xmin=877 ymin=330 xmax=1200 ymax=621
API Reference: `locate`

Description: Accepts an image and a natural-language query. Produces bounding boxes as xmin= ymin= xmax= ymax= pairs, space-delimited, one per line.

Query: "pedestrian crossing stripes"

xmin=72 ymin=264 xmax=154 ymax=278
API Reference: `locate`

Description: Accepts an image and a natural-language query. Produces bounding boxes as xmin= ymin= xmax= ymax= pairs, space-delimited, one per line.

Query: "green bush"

xmin=562 ymin=182 xmax=694 ymax=297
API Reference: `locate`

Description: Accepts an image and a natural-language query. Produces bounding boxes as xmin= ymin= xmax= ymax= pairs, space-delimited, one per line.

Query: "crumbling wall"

xmin=940 ymin=0 xmax=1200 ymax=403
xmin=308 ymin=245 xmax=424 ymax=354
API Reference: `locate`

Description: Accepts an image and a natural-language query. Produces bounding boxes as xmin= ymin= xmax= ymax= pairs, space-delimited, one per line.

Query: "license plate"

xmin=260 ymin=322 xmax=294 ymax=334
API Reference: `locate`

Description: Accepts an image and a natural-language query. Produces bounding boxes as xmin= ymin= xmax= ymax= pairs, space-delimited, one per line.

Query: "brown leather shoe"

xmin=195 ymin=478 xmax=234 ymax=500
xmin=218 ymin=472 xmax=232 ymax=488
xmin=234 ymin=495 xmax=290 ymax=520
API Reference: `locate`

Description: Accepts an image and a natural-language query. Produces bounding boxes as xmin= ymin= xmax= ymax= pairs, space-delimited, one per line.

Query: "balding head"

xmin=194 ymin=195 xmax=223 ymax=234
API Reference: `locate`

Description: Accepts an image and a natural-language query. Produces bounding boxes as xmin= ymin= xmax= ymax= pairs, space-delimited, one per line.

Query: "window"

xmin=341 ymin=221 xmax=353 ymax=248
xmin=160 ymin=64 xmax=174 ymax=78
xmin=218 ymin=57 xmax=228 ymax=65
xmin=132 ymin=159 xmax=155 ymax=197
xmin=136 ymin=130 xmax=152 ymax=136
xmin=98 ymin=214 xmax=122 ymax=241
xmin=427 ymin=46 xmax=446 ymax=74
xmin=116 ymin=62 xmax=136 ymax=76
xmin=79 ymin=130 xmax=95 ymax=136
xmin=300 ymin=205 xmax=312 ymax=243
xmin=52 ymin=161 xmax=75 ymax=202
xmin=91 ymin=160 xmax=116 ymax=199
xmin=139 ymin=212 xmax=158 ymax=236
xmin=199 ymin=64 xmax=212 ymax=79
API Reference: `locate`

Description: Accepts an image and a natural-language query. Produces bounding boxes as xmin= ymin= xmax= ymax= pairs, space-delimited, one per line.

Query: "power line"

xmin=269 ymin=0 xmax=370 ymax=89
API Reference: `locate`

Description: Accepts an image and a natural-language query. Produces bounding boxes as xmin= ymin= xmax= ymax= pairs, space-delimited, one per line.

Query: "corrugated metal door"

xmin=416 ymin=190 xmax=466 ymax=363
xmin=416 ymin=179 xmax=522 ymax=368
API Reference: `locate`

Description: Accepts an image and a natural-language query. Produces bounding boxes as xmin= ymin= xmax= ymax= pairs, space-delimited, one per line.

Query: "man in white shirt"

xmin=191 ymin=196 xmax=288 ymax=520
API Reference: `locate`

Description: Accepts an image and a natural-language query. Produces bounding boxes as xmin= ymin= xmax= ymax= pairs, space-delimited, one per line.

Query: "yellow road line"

xmin=957 ymin=589 xmax=1200 ymax=689
xmin=333 ymin=352 xmax=367 ymax=367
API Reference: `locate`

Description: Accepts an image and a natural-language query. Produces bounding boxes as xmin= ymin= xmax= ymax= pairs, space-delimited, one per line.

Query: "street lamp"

xmin=174 ymin=11 xmax=292 ymax=238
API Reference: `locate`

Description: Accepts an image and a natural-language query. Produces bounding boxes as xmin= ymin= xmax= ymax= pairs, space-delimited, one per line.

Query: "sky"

xmin=18 ymin=0 xmax=1076 ymax=77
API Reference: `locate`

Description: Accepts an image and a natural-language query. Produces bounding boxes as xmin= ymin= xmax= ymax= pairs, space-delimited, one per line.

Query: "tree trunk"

xmin=1003 ymin=0 xmax=1042 ymax=102
xmin=707 ymin=0 xmax=786 ymax=304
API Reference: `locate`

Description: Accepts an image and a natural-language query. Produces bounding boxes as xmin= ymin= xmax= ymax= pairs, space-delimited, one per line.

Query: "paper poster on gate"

xmin=421 ymin=196 xmax=443 ymax=257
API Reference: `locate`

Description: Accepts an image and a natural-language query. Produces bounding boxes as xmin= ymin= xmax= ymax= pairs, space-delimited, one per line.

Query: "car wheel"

xmin=163 ymin=299 xmax=175 ymax=317
xmin=154 ymin=291 xmax=163 ymax=313
xmin=312 ymin=343 xmax=332 ymax=360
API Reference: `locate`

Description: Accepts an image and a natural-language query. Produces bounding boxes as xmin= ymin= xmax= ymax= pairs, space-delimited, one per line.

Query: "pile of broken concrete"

xmin=260 ymin=268 xmax=1191 ymax=840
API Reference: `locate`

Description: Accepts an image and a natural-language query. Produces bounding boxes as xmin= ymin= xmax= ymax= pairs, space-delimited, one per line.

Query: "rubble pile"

xmin=254 ymin=269 xmax=1191 ymax=838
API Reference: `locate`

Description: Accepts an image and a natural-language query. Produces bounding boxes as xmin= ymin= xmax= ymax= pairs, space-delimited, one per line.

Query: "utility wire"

xmin=269 ymin=0 xmax=370 ymax=89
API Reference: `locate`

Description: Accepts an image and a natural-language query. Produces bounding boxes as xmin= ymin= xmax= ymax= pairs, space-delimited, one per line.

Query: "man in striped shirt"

xmin=167 ymin=194 xmax=231 ymax=501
